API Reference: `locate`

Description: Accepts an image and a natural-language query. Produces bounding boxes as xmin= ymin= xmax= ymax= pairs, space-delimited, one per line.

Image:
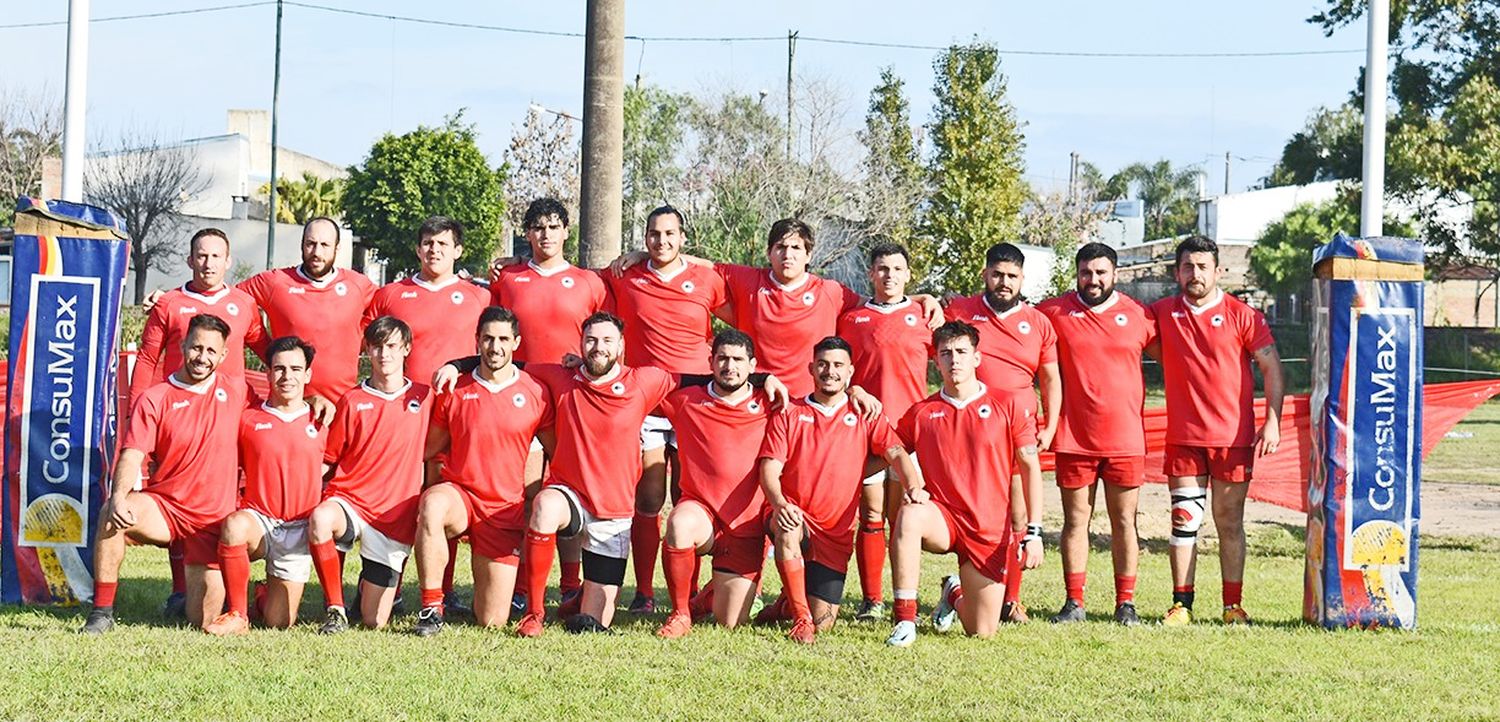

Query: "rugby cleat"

xmin=515 ymin=611 xmax=545 ymax=638
xmin=203 ymin=610 xmax=250 ymax=636
xmin=510 ymin=592 xmax=528 ymax=617
xmin=557 ymin=588 xmax=583 ymax=619
xmin=444 ymin=592 xmax=473 ymax=620
xmin=786 ymin=616 xmax=817 ymax=645
xmin=161 ymin=591 xmax=187 ymax=621
xmin=1222 ymin=604 xmax=1252 ymax=626
xmin=626 ymin=592 xmax=656 ymax=615
xmin=1161 ymin=602 xmax=1194 ymax=627
xmin=1049 ymin=599 xmax=1086 ymax=624
xmin=854 ymin=599 xmax=886 ymax=623
xmin=885 ymin=620 xmax=917 ymax=648
xmin=1000 ymin=600 xmax=1030 ymax=624
xmin=413 ymin=607 xmax=444 ymax=637
xmin=564 ymin=613 xmax=613 ymax=634
xmin=79 ymin=607 xmax=115 ymax=635
xmin=752 ymin=594 xmax=788 ymax=627
xmin=656 ymin=610 xmax=693 ymax=639
xmin=317 ymin=606 xmax=349 ymax=635
xmin=1114 ymin=601 xmax=1140 ymax=627
xmin=932 ymin=576 xmax=961 ymax=633
xmin=747 ymin=594 xmax=767 ymax=621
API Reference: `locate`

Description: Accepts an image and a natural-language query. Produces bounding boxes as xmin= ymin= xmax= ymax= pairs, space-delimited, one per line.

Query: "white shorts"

xmin=639 ymin=415 xmax=675 ymax=452
xmin=245 ymin=509 xmax=312 ymax=583
xmin=530 ymin=436 xmax=544 ymax=452
xmin=551 ymin=484 xmax=632 ymax=559
xmin=328 ymin=496 xmax=412 ymax=570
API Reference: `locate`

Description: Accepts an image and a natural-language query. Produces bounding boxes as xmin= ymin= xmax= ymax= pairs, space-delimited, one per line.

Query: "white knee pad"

xmin=1170 ymin=488 xmax=1207 ymax=547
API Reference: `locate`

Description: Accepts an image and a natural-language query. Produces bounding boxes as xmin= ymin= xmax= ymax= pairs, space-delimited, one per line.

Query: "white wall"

xmin=125 ymin=214 xmax=355 ymax=295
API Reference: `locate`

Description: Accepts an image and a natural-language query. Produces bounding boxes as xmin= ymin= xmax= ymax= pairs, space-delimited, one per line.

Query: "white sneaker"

xmin=932 ymin=575 xmax=961 ymax=633
xmin=886 ymin=620 xmax=917 ymax=647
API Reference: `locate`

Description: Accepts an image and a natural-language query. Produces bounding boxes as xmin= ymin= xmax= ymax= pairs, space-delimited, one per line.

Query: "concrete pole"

xmin=267 ymin=0 xmax=284 ymax=268
xmin=579 ymin=0 xmax=625 ymax=268
xmin=1361 ymin=0 xmax=1389 ymax=238
xmin=60 ymin=0 xmax=90 ymax=202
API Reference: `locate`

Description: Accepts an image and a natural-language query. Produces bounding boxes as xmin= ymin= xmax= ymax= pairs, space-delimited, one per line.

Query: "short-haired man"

xmin=942 ymin=242 xmax=1060 ymax=622
xmin=836 ymin=242 xmax=934 ymax=621
xmin=203 ymin=336 xmax=328 ymax=635
xmin=1037 ymin=243 xmax=1155 ymax=625
xmin=82 ymin=314 xmax=247 ymax=633
xmin=654 ymin=329 xmax=774 ymax=638
xmin=307 ymin=316 xmax=432 ymax=633
xmin=1151 ymin=236 xmax=1283 ymax=626
xmin=885 ymin=321 xmax=1044 ymax=646
xmin=758 ymin=336 xmax=922 ymax=644
xmin=413 ymin=307 xmax=555 ymax=636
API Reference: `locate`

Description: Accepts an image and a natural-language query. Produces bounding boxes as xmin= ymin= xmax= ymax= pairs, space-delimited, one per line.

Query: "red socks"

xmin=631 ymin=512 xmax=661 ymax=599
xmin=1065 ymin=572 xmax=1087 ymax=606
xmin=420 ymin=587 xmax=445 ymax=610
xmin=219 ymin=542 xmax=251 ymax=616
xmin=662 ymin=544 xmax=696 ymax=614
xmin=523 ymin=532 xmax=557 ymax=615
xmin=1003 ymin=534 xmax=1023 ymax=604
xmin=777 ymin=557 xmax=811 ymax=622
xmin=688 ymin=581 xmax=716 ymax=618
xmin=168 ymin=540 xmax=187 ymax=595
xmin=893 ymin=597 xmax=918 ymax=623
xmin=947 ymin=580 xmax=965 ymax=611
xmin=94 ymin=581 xmax=118 ymax=608
xmin=442 ymin=537 xmax=459 ymax=595
xmin=311 ymin=539 xmax=345 ymax=608
xmin=1115 ymin=575 xmax=1137 ymax=606
xmin=1223 ymin=580 xmax=1243 ymax=608
xmin=856 ymin=521 xmax=885 ymax=603
xmin=560 ymin=559 xmax=582 ymax=595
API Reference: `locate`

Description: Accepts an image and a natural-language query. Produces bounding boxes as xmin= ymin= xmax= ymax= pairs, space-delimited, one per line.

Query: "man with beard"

xmin=758 ymin=337 xmax=922 ymax=644
xmin=1151 ymin=236 xmax=1283 ymax=626
xmin=943 ymin=242 xmax=1060 ymax=622
xmin=413 ymin=307 xmax=555 ymax=636
xmin=1037 ymin=243 xmax=1155 ymax=626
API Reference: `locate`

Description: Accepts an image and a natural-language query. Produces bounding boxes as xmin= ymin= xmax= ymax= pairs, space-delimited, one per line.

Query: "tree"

xmin=622 ymin=84 xmax=687 ymax=245
xmin=1110 ymin=159 xmax=1199 ymax=240
xmin=257 ymin=171 xmax=345 ymax=224
xmin=857 ymin=68 xmax=926 ymax=275
xmin=84 ymin=128 xmax=209 ymax=304
xmin=0 ymin=88 xmax=62 ymax=226
xmin=924 ymin=42 xmax=1028 ymax=293
xmin=1262 ymin=105 xmax=1365 ymax=187
xmin=1250 ymin=187 xmax=1415 ymax=299
xmin=343 ymin=113 xmax=506 ymax=277
xmin=1018 ymin=190 xmax=1112 ymax=299
xmin=503 ymin=107 xmax=580 ymax=257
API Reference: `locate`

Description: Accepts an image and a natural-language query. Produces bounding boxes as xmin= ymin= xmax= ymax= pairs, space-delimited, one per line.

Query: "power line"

xmin=0 ymin=2 xmax=273 ymax=29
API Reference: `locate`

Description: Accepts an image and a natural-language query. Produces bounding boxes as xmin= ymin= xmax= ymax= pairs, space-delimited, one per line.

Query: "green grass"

xmin=3 ymin=524 xmax=1498 ymax=720
xmin=1425 ymin=399 xmax=1500 ymax=485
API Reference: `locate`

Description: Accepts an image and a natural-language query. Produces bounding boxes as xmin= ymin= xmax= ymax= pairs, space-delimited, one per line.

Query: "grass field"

xmin=1425 ymin=400 xmax=1500 ymax=486
xmin=3 ymin=520 xmax=1498 ymax=720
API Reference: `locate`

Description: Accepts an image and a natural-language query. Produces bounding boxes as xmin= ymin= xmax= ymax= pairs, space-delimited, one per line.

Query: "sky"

xmin=1 ymin=0 xmax=1370 ymax=194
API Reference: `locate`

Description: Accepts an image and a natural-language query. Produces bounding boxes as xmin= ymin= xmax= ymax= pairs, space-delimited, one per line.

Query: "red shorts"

xmin=762 ymin=506 xmax=853 ymax=574
xmin=1163 ymin=444 xmax=1253 ymax=483
xmin=143 ymin=492 xmax=223 ymax=568
xmin=933 ymin=500 xmax=1009 ymax=585
xmin=1054 ymin=453 xmax=1146 ymax=489
xmin=678 ymin=497 xmax=767 ymax=578
xmin=453 ymin=486 xmax=524 ymax=565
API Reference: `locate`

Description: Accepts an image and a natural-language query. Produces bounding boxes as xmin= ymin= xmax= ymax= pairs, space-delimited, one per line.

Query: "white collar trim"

xmin=707 ymin=382 xmax=752 ymax=406
xmin=260 ymin=401 xmax=310 ymax=422
xmin=863 ymin=298 xmax=913 ymax=315
xmin=940 ymin=382 xmax=988 ymax=410
xmin=471 ymin=366 xmax=520 ymax=393
xmin=982 ymin=294 xmax=1026 ymax=319
xmin=361 ymin=378 xmax=413 ymax=400
xmin=296 ymin=265 xmax=339 ymax=287
xmin=528 ymin=259 xmax=573 ymax=277
xmin=647 ymin=258 xmax=688 ymax=283
xmin=411 ymin=275 xmax=460 ymax=292
xmin=1083 ymin=290 xmax=1120 ymax=314
xmin=180 ymin=283 xmax=230 ymax=304
xmin=805 ymin=394 xmax=849 ymax=417
xmin=167 ymin=372 xmax=217 ymax=395
xmin=770 ymin=271 xmax=811 ymax=293
xmin=1183 ymin=288 xmax=1225 ymax=315
xmin=577 ymin=364 xmax=623 ymax=387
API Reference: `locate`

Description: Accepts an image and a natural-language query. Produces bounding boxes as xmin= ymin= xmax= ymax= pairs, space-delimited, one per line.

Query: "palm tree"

xmin=258 ymin=171 xmax=345 ymax=224
xmin=1109 ymin=160 xmax=1200 ymax=239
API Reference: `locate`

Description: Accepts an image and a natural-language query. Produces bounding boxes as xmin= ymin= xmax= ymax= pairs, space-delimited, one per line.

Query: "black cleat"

xmin=626 ymin=592 xmax=655 ymax=615
xmin=1114 ymin=601 xmax=1140 ymax=627
xmin=510 ymin=592 xmax=528 ymax=617
xmin=413 ymin=607 xmax=444 ymax=637
xmin=318 ymin=606 xmax=349 ymax=635
xmin=564 ymin=614 xmax=613 ymax=634
xmin=161 ymin=592 xmax=187 ymax=620
xmin=854 ymin=599 xmax=886 ymax=622
xmin=443 ymin=593 xmax=472 ymax=620
xmin=79 ymin=607 xmax=115 ymax=635
xmin=1050 ymin=599 xmax=1086 ymax=624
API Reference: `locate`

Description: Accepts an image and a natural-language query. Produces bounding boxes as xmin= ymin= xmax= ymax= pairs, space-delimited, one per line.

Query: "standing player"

xmin=1152 ymin=236 xmax=1283 ymax=626
xmin=203 ymin=336 xmax=328 ymax=635
xmin=885 ymin=321 xmax=1044 ymax=646
xmin=81 ymin=315 xmax=245 ymax=634
xmin=836 ymin=242 xmax=933 ymax=621
xmin=758 ymin=337 xmax=922 ymax=644
xmin=942 ymin=242 xmax=1060 ymax=622
xmin=654 ymin=329 xmax=774 ymax=638
xmin=413 ymin=307 xmax=555 ymax=636
xmin=307 ymin=316 xmax=432 ymax=633
xmin=1037 ymin=243 xmax=1155 ymax=625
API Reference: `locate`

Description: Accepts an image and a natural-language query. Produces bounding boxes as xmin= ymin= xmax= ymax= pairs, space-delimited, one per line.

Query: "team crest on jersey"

xmin=1211 ymin=314 xmax=1225 ymax=327
xmin=305 ymin=424 xmax=319 ymax=439
xmin=512 ymin=392 xmax=527 ymax=408
xmin=450 ymin=291 xmax=465 ymax=305
xmin=611 ymin=381 xmax=626 ymax=395
xmin=747 ymin=400 xmax=762 ymax=413
xmin=334 ymin=282 xmax=348 ymax=296
xmin=977 ymin=404 xmax=993 ymax=419
xmin=842 ymin=413 xmax=858 ymax=427
xmin=214 ymin=388 xmax=228 ymax=403
xmin=1017 ymin=321 xmax=1032 ymax=335
xmin=681 ymin=280 xmax=695 ymax=294
xmin=802 ymin=291 xmax=816 ymax=306
xmin=561 ymin=276 xmax=576 ymax=289
xmin=225 ymin=302 xmax=240 ymax=317
xmin=904 ymin=314 xmax=918 ymax=327
xmin=1115 ymin=313 xmax=1128 ymax=326
xmin=407 ymin=399 xmax=422 ymax=413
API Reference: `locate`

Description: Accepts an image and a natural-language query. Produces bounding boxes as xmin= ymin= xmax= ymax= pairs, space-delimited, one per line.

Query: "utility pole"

xmin=1361 ymin=0 xmax=1389 ymax=237
xmin=786 ymin=30 xmax=797 ymax=161
xmin=579 ymin=0 xmax=625 ymax=267
xmin=267 ymin=0 xmax=284 ymax=268
xmin=60 ymin=0 xmax=90 ymax=202
xmin=1067 ymin=151 xmax=1079 ymax=203
xmin=1224 ymin=151 xmax=1231 ymax=195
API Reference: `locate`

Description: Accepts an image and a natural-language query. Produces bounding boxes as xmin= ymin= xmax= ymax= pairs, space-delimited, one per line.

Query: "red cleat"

xmin=203 ymin=610 xmax=250 ymax=636
xmin=656 ymin=611 xmax=693 ymax=639
xmin=752 ymin=595 xmax=788 ymax=626
xmin=557 ymin=588 xmax=582 ymax=619
xmin=786 ymin=616 xmax=816 ymax=645
xmin=515 ymin=611 xmax=545 ymax=638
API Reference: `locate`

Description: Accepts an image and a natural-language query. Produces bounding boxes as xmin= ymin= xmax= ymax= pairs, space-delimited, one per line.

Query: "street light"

xmin=528 ymin=103 xmax=580 ymax=123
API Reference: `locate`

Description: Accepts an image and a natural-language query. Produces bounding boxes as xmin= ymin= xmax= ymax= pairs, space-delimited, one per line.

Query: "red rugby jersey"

xmin=603 ymin=261 xmax=726 ymax=374
xmin=129 ymin=284 xmax=269 ymax=414
xmin=716 ymin=264 xmax=863 ymax=397
xmin=491 ymin=262 xmax=608 ymax=365
xmin=238 ymin=402 xmax=328 ymax=522
xmin=239 ymin=266 xmax=376 ymax=400
xmin=122 ymin=373 xmax=247 ymax=527
xmin=432 ymin=368 xmax=554 ymax=523
xmin=660 ymin=384 xmax=772 ymax=530
xmin=758 ymin=395 xmax=900 ymax=534
xmin=1151 ymin=290 xmax=1275 ymax=448
xmin=943 ymin=294 xmax=1056 ymax=393
xmin=1037 ymin=291 xmax=1156 ymax=457
xmin=837 ymin=298 xmax=934 ymax=425
xmin=898 ymin=384 xmax=1034 ymax=545
xmin=322 ymin=380 xmax=432 ymax=543
xmin=363 ymin=276 xmax=488 ymax=389
xmin=531 ymin=364 xmax=677 ymax=519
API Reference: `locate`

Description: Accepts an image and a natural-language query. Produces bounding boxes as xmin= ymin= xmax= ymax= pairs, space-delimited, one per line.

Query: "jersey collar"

xmin=295 ymin=265 xmax=339 ymax=288
xmin=167 ymin=372 xmax=217 ymax=395
xmin=259 ymin=401 xmax=310 ymax=422
xmin=707 ymin=381 xmax=753 ymax=406
xmin=410 ymin=275 xmax=460 ymax=292
xmin=471 ymin=366 xmax=521 ymax=393
xmin=769 ymin=270 xmax=811 ymax=293
xmin=180 ymin=283 xmax=231 ymax=304
xmin=647 ymin=257 xmax=689 ymax=283
xmin=528 ymin=259 xmax=574 ymax=277
xmin=1080 ymin=290 xmax=1120 ymax=314
xmin=981 ymin=294 xmax=1026 ymax=319
xmin=577 ymin=363 xmax=623 ymax=387
xmin=361 ymin=378 xmax=413 ymax=400
xmin=863 ymin=297 xmax=913 ymax=315
xmin=804 ymin=394 xmax=849 ymax=417
xmin=939 ymin=382 xmax=988 ymax=409
xmin=1182 ymin=288 xmax=1225 ymax=315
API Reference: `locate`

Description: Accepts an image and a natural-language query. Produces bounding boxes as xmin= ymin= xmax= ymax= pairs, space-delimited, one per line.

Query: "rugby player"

xmin=886 ymin=321 xmax=1044 ymax=646
xmin=203 ymin=336 xmax=328 ymax=635
xmin=413 ymin=307 xmax=555 ymax=636
xmin=836 ymin=242 xmax=933 ymax=621
xmin=758 ymin=336 xmax=922 ymax=644
xmin=943 ymin=242 xmax=1060 ymax=622
xmin=1152 ymin=236 xmax=1283 ymax=626
xmin=308 ymin=316 xmax=432 ymax=633
xmin=1037 ymin=243 xmax=1154 ymax=625
xmin=82 ymin=314 xmax=246 ymax=634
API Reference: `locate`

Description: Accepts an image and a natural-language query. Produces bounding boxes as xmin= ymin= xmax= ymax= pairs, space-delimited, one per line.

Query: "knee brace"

xmin=1170 ymin=488 xmax=1207 ymax=547
xmin=359 ymin=558 xmax=401 ymax=588
xmin=581 ymin=550 xmax=628 ymax=587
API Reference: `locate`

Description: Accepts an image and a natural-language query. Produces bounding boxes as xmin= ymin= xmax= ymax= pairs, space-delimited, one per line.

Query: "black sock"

xmin=1173 ymin=590 xmax=1195 ymax=609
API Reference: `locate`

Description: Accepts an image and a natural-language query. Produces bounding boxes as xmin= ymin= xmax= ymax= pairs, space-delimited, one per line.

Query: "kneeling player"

xmin=205 ymin=336 xmax=328 ymax=635
xmin=655 ymin=329 xmax=774 ymax=638
xmin=758 ymin=337 xmax=921 ymax=644
xmin=308 ymin=316 xmax=431 ymax=633
xmin=414 ymin=307 xmax=554 ymax=635
xmin=886 ymin=322 xmax=1044 ymax=646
